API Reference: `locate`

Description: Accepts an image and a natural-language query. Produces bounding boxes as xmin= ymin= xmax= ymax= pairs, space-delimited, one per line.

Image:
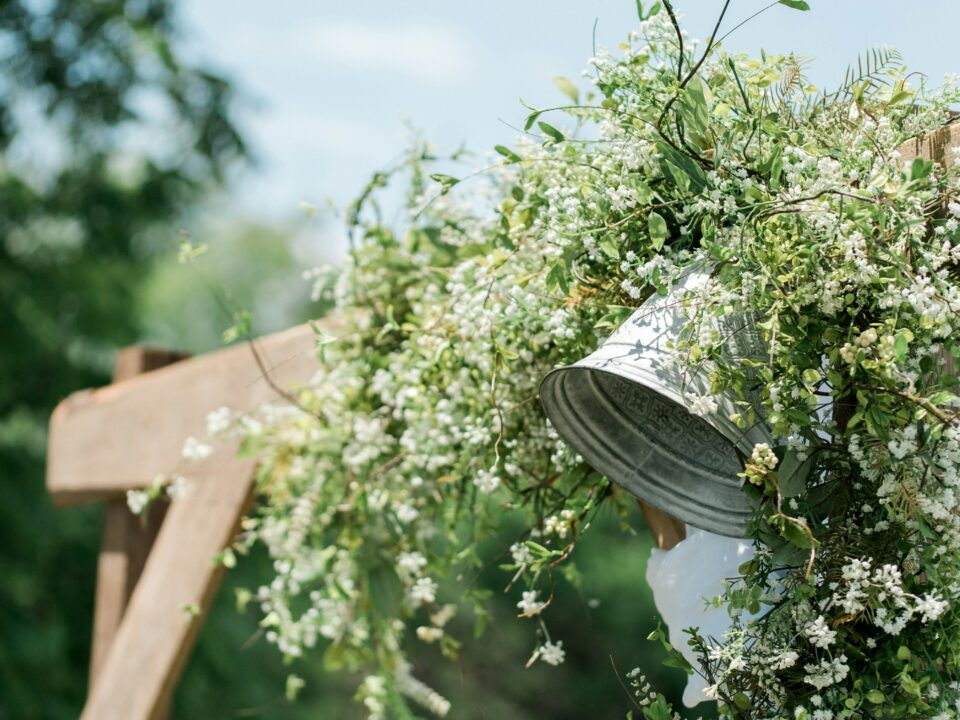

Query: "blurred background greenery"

xmin=0 ymin=1 xmax=693 ymax=717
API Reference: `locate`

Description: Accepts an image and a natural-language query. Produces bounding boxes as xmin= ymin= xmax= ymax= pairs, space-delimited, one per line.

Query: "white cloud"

xmin=297 ymin=20 xmax=472 ymax=83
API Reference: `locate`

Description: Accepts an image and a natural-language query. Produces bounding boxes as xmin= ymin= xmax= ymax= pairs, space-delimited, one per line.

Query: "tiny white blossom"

xmin=517 ymin=590 xmax=543 ymax=616
xmin=395 ymin=503 xmax=420 ymax=524
xmin=409 ymin=577 xmax=437 ymax=606
xmin=474 ymin=468 xmax=501 ymax=494
xmin=205 ymin=406 xmax=232 ymax=436
xmin=397 ymin=551 xmax=427 ymax=576
xmin=126 ymin=489 xmax=149 ymax=515
xmin=805 ymin=615 xmax=837 ymax=649
xmin=539 ymin=640 xmax=565 ymax=666
xmin=166 ymin=475 xmax=188 ymax=499
xmin=416 ymin=626 xmax=443 ymax=643
xmin=181 ymin=436 xmax=213 ymax=461
xmin=510 ymin=542 xmax=534 ymax=566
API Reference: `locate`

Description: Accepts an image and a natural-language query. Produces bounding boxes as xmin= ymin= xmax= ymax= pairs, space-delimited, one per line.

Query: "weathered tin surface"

xmin=539 ymin=266 xmax=771 ymax=537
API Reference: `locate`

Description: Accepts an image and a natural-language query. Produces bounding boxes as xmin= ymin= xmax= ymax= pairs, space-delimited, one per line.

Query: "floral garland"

xmin=175 ymin=2 xmax=960 ymax=717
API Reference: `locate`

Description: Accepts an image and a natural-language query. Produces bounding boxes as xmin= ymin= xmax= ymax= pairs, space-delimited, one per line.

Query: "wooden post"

xmin=639 ymin=502 xmax=686 ymax=550
xmin=89 ymin=349 xmax=189 ymax=699
xmin=81 ymin=458 xmax=259 ymax=720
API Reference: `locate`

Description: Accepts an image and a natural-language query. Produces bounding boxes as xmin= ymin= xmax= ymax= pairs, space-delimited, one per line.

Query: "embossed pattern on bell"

xmin=597 ymin=374 xmax=741 ymax=480
xmin=539 ymin=264 xmax=772 ymax=537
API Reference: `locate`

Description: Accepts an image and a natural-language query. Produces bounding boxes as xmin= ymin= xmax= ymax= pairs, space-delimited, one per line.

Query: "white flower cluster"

xmin=830 ymin=558 xmax=948 ymax=634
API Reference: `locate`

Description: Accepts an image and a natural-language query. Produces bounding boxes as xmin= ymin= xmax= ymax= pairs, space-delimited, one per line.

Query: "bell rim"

xmin=539 ymin=364 xmax=758 ymax=538
xmin=564 ymin=355 xmax=770 ymax=457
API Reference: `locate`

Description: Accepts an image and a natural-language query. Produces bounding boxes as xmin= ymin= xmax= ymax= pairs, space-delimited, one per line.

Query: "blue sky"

xmin=180 ymin=1 xmax=960 ymax=230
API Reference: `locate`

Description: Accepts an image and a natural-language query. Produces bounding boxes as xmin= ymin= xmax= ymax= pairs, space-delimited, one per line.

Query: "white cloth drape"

xmin=645 ymin=527 xmax=754 ymax=707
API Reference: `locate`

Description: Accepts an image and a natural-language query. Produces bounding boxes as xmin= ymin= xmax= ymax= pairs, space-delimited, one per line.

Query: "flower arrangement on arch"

xmin=180 ymin=2 xmax=960 ymax=717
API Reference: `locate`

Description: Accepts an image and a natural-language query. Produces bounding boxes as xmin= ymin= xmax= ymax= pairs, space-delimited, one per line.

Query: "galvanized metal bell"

xmin=539 ymin=265 xmax=771 ymax=537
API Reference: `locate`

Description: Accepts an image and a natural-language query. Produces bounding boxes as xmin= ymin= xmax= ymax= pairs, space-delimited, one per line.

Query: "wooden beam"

xmin=47 ymin=322 xmax=329 ymax=505
xmin=89 ymin=348 xmax=188 ymax=692
xmin=90 ymin=500 xmax=168 ymax=688
xmin=639 ymin=502 xmax=686 ymax=550
xmin=897 ymin=122 xmax=960 ymax=168
xmin=80 ymin=457 xmax=259 ymax=720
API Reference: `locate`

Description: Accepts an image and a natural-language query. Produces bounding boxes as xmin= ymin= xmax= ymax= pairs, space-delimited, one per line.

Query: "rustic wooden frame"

xmin=50 ymin=325 xmax=319 ymax=718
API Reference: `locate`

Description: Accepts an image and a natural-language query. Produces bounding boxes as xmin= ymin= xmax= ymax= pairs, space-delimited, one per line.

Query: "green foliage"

xmin=0 ymin=1 xmax=244 ymax=717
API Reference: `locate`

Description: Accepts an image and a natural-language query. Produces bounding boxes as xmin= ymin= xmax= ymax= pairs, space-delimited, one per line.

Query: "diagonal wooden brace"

xmin=82 ymin=456 xmax=259 ymax=720
xmin=47 ymin=324 xmax=325 ymax=719
xmin=89 ymin=348 xmax=189 ymax=693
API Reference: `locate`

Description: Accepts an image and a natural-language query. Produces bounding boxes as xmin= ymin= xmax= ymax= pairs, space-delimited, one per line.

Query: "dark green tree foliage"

xmin=0 ymin=2 xmax=243 ymax=716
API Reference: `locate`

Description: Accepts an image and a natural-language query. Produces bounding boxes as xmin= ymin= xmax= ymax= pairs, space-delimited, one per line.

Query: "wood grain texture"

xmin=89 ymin=499 xmax=168 ymax=691
xmin=47 ymin=322 xmax=329 ymax=505
xmin=897 ymin=121 xmax=960 ymax=168
xmin=80 ymin=457 xmax=258 ymax=720
xmin=89 ymin=347 xmax=185 ymax=689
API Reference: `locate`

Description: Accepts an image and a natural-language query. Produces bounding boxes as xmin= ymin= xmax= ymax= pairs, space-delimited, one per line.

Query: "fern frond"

xmin=822 ymin=46 xmax=905 ymax=107
xmin=769 ymin=54 xmax=812 ymax=118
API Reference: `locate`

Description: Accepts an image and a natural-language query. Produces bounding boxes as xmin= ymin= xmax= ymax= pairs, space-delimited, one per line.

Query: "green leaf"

xmin=495 ymin=145 xmax=522 ymax=163
xmin=430 ymin=173 xmax=460 ymax=195
xmin=900 ymin=673 xmax=922 ymax=697
xmin=285 ymin=674 xmax=305 ymax=702
xmin=367 ymin=564 xmax=402 ymax=619
xmin=647 ymin=623 xmax=693 ymax=674
xmin=866 ymin=690 xmax=885 ymax=704
xmin=310 ymin=320 xmax=337 ymax=350
xmin=778 ymin=0 xmax=810 ymax=9
xmin=773 ymin=514 xmax=818 ymax=549
xmin=235 ymin=587 xmax=252 ymax=613
xmin=648 ymin=212 xmax=669 ymax=250
xmin=910 ymin=157 xmax=933 ymax=181
xmin=678 ymin=78 xmax=710 ymax=146
xmin=656 ymin=141 xmax=706 ymax=193
xmin=889 ymin=89 xmax=912 ymax=106
xmin=777 ymin=447 xmax=812 ymax=497
xmin=552 ymin=75 xmax=580 ymax=104
xmin=599 ymin=238 xmax=620 ymax=259
xmin=546 ymin=263 xmax=570 ymax=295
xmin=538 ymin=121 xmax=565 ymax=143
xmin=642 ymin=695 xmax=673 ymax=720
xmin=894 ymin=328 xmax=912 ymax=359
xmin=222 ymin=309 xmax=252 ymax=344
xmin=523 ymin=110 xmax=543 ymax=131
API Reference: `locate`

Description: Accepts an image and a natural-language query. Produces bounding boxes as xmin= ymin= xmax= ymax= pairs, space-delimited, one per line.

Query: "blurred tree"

xmin=0 ymin=2 xmax=245 ymax=717
xmin=137 ymin=215 xmax=330 ymax=355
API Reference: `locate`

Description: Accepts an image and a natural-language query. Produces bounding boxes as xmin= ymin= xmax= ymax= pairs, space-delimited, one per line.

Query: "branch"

xmin=656 ymin=0 xmax=732 ymax=133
